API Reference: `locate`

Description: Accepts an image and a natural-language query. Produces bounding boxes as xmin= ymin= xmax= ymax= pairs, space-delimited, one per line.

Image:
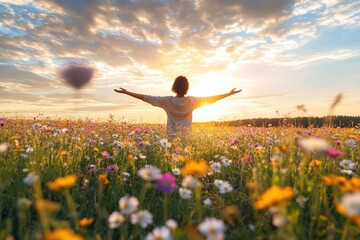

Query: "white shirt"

xmin=143 ymin=95 xmax=209 ymax=133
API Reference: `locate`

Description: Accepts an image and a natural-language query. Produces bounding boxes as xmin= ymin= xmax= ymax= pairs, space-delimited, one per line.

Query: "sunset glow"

xmin=0 ymin=0 xmax=359 ymax=122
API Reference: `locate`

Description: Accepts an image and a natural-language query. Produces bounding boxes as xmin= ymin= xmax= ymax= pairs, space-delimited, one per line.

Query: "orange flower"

xmin=11 ymin=135 xmax=19 ymax=140
xmin=254 ymin=185 xmax=295 ymax=210
xmin=35 ymin=199 xmax=61 ymax=214
xmin=181 ymin=159 xmax=210 ymax=176
xmin=128 ymin=155 xmax=135 ymax=161
xmin=44 ymin=229 xmax=83 ymax=240
xmin=93 ymin=147 xmax=99 ymax=152
xmin=59 ymin=151 xmax=68 ymax=156
xmin=98 ymin=174 xmax=110 ymax=185
xmin=47 ymin=175 xmax=77 ymax=191
xmin=79 ymin=218 xmax=94 ymax=227
xmin=309 ymin=159 xmax=322 ymax=168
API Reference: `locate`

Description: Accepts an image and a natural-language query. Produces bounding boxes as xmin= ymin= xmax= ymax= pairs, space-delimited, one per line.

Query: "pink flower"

xmin=102 ymin=151 xmax=111 ymax=159
xmin=230 ymin=137 xmax=239 ymax=146
xmin=0 ymin=120 xmax=5 ymax=127
xmin=324 ymin=148 xmax=343 ymax=157
xmin=156 ymin=172 xmax=177 ymax=193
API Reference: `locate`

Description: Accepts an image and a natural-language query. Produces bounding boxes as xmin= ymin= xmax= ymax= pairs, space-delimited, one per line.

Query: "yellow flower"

xmin=181 ymin=159 xmax=210 ymax=176
xmin=98 ymin=174 xmax=110 ymax=185
xmin=254 ymin=185 xmax=295 ymax=210
xmin=44 ymin=229 xmax=83 ymax=240
xmin=47 ymin=175 xmax=77 ymax=191
xmin=93 ymin=147 xmax=99 ymax=152
xmin=79 ymin=218 xmax=94 ymax=227
xmin=128 ymin=155 xmax=135 ymax=161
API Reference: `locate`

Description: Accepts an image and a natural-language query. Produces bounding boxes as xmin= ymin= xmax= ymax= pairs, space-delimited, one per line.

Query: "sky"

xmin=0 ymin=0 xmax=359 ymax=123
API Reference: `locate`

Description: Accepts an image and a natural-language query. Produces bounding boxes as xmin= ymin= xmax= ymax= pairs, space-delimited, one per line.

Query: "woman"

xmin=114 ymin=76 xmax=242 ymax=135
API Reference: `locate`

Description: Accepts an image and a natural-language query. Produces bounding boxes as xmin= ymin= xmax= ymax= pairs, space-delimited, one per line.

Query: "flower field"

xmin=0 ymin=118 xmax=359 ymax=239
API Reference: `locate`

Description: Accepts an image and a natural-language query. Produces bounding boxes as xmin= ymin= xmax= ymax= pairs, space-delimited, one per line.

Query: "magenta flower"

xmin=0 ymin=120 xmax=5 ymax=127
xmin=324 ymin=148 xmax=343 ymax=157
xmin=156 ymin=172 xmax=177 ymax=193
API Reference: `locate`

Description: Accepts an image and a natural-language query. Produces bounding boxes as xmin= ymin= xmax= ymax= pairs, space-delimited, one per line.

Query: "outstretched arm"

xmin=204 ymin=88 xmax=242 ymax=105
xmin=114 ymin=87 xmax=145 ymax=101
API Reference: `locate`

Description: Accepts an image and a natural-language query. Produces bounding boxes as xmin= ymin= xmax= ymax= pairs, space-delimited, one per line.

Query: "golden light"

xmin=193 ymin=102 xmax=228 ymax=122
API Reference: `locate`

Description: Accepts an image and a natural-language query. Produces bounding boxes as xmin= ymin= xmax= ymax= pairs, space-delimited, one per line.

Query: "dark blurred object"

xmin=61 ymin=64 xmax=94 ymax=89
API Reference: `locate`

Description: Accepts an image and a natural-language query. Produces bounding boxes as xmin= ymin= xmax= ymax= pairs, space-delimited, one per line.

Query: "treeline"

xmin=213 ymin=116 xmax=360 ymax=128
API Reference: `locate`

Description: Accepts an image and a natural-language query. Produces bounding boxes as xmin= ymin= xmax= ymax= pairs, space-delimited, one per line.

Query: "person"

xmin=114 ymin=76 xmax=242 ymax=135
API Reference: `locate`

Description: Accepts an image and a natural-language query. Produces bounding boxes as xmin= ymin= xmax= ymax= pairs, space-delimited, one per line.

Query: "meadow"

xmin=0 ymin=117 xmax=359 ymax=240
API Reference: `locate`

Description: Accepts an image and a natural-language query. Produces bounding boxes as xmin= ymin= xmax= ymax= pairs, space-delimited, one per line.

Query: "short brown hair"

xmin=172 ymin=76 xmax=189 ymax=97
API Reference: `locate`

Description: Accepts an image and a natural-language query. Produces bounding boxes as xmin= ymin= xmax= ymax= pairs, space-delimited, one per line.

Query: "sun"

xmin=193 ymin=102 xmax=228 ymax=122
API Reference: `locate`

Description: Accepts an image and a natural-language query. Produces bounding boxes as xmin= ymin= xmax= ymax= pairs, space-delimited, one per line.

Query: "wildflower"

xmin=130 ymin=210 xmax=153 ymax=228
xmin=203 ymin=198 xmax=212 ymax=206
xmin=159 ymin=139 xmax=171 ymax=148
xmin=98 ymin=174 xmax=110 ymax=185
xmin=44 ymin=229 xmax=83 ymax=240
xmin=181 ymin=159 xmax=210 ymax=176
xmin=61 ymin=128 xmax=69 ymax=133
xmin=339 ymin=192 xmax=360 ymax=217
xmin=179 ymin=187 xmax=192 ymax=199
xmin=0 ymin=142 xmax=9 ymax=153
xmin=298 ymin=138 xmax=330 ymax=152
xmin=89 ymin=164 xmax=98 ymax=173
xmin=156 ymin=172 xmax=177 ymax=193
xmin=23 ymin=172 xmax=39 ymax=185
xmin=341 ymin=169 xmax=354 ymax=175
xmin=254 ymin=185 xmax=295 ymax=210
xmin=272 ymin=213 xmax=289 ymax=227
xmin=122 ymin=172 xmax=130 ymax=181
xmin=309 ymin=160 xmax=322 ymax=168
xmin=106 ymin=164 xmax=118 ymax=173
xmin=211 ymin=162 xmax=221 ymax=173
xmin=128 ymin=154 xmax=135 ymax=161
xmin=214 ymin=179 xmax=224 ymax=188
xmin=145 ymin=226 xmax=172 ymax=240
xmin=108 ymin=211 xmax=125 ymax=229
xmin=344 ymin=139 xmax=356 ymax=148
xmin=172 ymin=168 xmax=181 ymax=176
xmin=248 ymin=224 xmax=255 ymax=231
xmin=79 ymin=218 xmax=94 ymax=227
xmin=182 ymin=175 xmax=200 ymax=189
xmin=339 ymin=159 xmax=355 ymax=170
xmin=101 ymin=151 xmax=111 ymax=159
xmin=35 ymin=199 xmax=61 ymax=214
xmin=93 ymin=147 xmax=99 ymax=152
xmin=174 ymin=147 xmax=182 ymax=154
xmin=0 ymin=120 xmax=4 ymax=127
xmin=25 ymin=147 xmax=34 ymax=153
xmin=59 ymin=150 xmax=68 ymax=156
xmin=119 ymin=195 xmax=139 ymax=215
xmin=184 ymin=146 xmax=193 ymax=153
xmin=218 ymin=181 xmax=233 ymax=194
xmin=138 ymin=165 xmax=161 ymax=181
xmin=166 ymin=219 xmax=178 ymax=230
xmin=230 ymin=137 xmax=238 ymax=146
xmin=47 ymin=175 xmax=77 ymax=191
xmin=240 ymin=154 xmax=252 ymax=163
xmin=139 ymin=153 xmax=147 ymax=159
xmin=222 ymin=205 xmax=240 ymax=224
xmin=324 ymin=148 xmax=343 ymax=157
xmin=221 ymin=158 xmax=232 ymax=167
xmin=198 ymin=217 xmax=226 ymax=240
xmin=296 ymin=196 xmax=308 ymax=208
